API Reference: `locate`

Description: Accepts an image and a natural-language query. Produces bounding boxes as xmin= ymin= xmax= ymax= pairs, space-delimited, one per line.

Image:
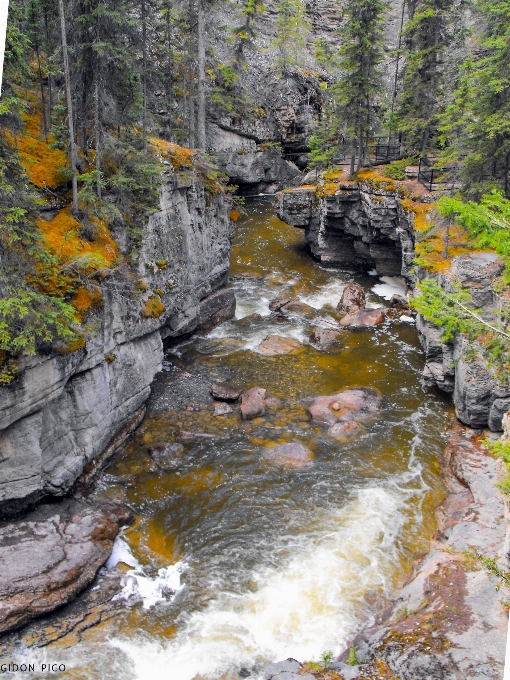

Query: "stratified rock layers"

xmin=275 ymin=185 xmax=509 ymax=431
xmin=0 ymin=175 xmax=235 ymax=516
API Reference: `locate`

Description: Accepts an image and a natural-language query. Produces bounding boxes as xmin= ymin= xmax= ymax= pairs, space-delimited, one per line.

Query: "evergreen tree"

xmin=271 ymin=0 xmax=310 ymax=77
xmin=396 ymin=0 xmax=456 ymax=153
xmin=312 ymin=0 xmax=388 ymax=174
xmin=442 ymin=0 xmax=510 ymax=197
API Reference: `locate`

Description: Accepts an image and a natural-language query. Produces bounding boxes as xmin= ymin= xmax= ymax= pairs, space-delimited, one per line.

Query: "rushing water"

xmin=15 ymin=198 xmax=454 ymax=679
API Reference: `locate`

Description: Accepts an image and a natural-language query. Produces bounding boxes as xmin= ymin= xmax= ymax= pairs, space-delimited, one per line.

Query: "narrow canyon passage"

xmin=17 ymin=198 xmax=453 ymax=679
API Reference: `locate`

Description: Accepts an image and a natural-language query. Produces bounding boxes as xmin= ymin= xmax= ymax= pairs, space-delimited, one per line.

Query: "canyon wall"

xmin=275 ymin=183 xmax=510 ymax=431
xmin=0 ymin=171 xmax=235 ymax=517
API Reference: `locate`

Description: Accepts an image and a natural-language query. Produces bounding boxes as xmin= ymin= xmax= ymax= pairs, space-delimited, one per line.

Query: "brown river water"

xmin=17 ymin=198 xmax=454 ymax=679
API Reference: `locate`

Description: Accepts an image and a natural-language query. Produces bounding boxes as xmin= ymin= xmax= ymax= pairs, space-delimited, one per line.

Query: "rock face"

xmin=265 ymin=658 xmax=315 ymax=680
xmin=241 ymin=387 xmax=267 ymax=420
xmin=276 ymin=185 xmax=509 ymax=431
xmin=346 ymin=430 xmax=508 ymax=679
xmin=263 ymin=443 xmax=314 ymax=469
xmin=0 ymin=173 xmax=236 ymax=517
xmin=0 ymin=500 xmax=132 ymax=634
xmin=307 ymin=388 xmax=382 ymax=427
xmin=275 ymin=183 xmax=416 ymax=277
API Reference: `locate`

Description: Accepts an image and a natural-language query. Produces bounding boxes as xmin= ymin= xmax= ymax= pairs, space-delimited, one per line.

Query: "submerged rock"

xmin=257 ymin=335 xmax=303 ymax=355
xmin=328 ymin=420 xmax=365 ymax=441
xmin=148 ymin=442 xmax=185 ymax=469
xmin=263 ymin=443 xmax=314 ymax=469
xmin=307 ymin=388 xmax=382 ymax=426
xmin=0 ymin=501 xmax=132 ymax=634
xmin=269 ymin=296 xmax=292 ymax=311
xmin=339 ymin=308 xmax=384 ymax=328
xmin=213 ymin=401 xmax=233 ymax=416
xmin=337 ymin=283 xmax=366 ymax=313
xmin=210 ymin=381 xmax=243 ymax=401
xmin=241 ymin=387 xmax=267 ymax=420
xmin=279 ymin=300 xmax=317 ymax=317
xmin=310 ymin=328 xmax=343 ymax=348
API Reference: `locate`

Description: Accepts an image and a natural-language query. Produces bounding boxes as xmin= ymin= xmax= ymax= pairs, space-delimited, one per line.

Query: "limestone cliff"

xmin=275 ymin=180 xmax=510 ymax=431
xmin=0 ymin=170 xmax=235 ymax=517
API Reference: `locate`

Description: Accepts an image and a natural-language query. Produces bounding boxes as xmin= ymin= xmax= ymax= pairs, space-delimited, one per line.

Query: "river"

xmin=18 ymin=197 xmax=454 ymax=679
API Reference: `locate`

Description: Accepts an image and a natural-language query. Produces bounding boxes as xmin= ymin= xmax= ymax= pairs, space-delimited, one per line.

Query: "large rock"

xmin=0 ymin=501 xmax=132 ymax=634
xmin=307 ymin=388 xmax=382 ymax=426
xmin=280 ymin=300 xmax=317 ymax=317
xmin=310 ymin=328 xmax=343 ymax=348
xmin=328 ymin=420 xmax=365 ymax=441
xmin=265 ymin=658 xmax=315 ymax=680
xmin=210 ymin=381 xmax=243 ymax=401
xmin=256 ymin=335 xmax=303 ymax=356
xmin=339 ymin=308 xmax=385 ymax=328
xmin=263 ymin=443 xmax=314 ymax=469
xmin=241 ymin=387 xmax=267 ymax=420
xmin=347 ymin=431 xmax=508 ymax=679
xmin=337 ymin=283 xmax=366 ymax=313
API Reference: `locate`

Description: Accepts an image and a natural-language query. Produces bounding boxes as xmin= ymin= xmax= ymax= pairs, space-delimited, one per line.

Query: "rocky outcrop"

xmin=0 ymin=172 xmax=236 ymax=517
xmin=0 ymin=500 xmax=133 ymax=634
xmin=275 ymin=183 xmax=416 ymax=277
xmin=276 ymin=184 xmax=509 ymax=431
xmin=343 ymin=429 xmax=508 ymax=679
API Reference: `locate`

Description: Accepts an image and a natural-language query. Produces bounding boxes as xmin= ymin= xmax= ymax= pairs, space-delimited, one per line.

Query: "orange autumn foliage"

xmin=8 ymin=111 xmax=68 ymax=189
xmin=149 ymin=137 xmax=195 ymax=169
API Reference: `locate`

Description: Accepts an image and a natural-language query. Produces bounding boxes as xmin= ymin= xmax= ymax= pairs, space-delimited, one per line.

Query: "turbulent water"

xmin=14 ymin=198 xmax=453 ymax=679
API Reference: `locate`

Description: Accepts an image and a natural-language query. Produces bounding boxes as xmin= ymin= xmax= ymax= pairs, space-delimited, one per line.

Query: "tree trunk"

xmin=142 ymin=0 xmax=148 ymax=152
xmin=94 ymin=83 xmax=102 ymax=199
xmin=197 ymin=0 xmax=207 ymax=150
xmin=43 ymin=10 xmax=52 ymax=130
xmin=57 ymin=0 xmax=78 ymax=213
xmin=35 ymin=43 xmax=48 ymax=142
xmin=356 ymin=125 xmax=363 ymax=172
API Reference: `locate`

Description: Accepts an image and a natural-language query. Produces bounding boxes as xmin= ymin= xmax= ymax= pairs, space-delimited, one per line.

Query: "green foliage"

xmin=467 ymin=545 xmax=510 ymax=589
xmin=484 ymin=437 xmax=510 ymax=495
xmin=437 ymin=191 xmax=510 ymax=279
xmin=383 ymin=156 xmax=419 ymax=180
xmin=231 ymin=0 xmax=265 ymax=69
xmin=440 ymin=0 xmax=510 ymax=196
xmin=271 ymin=0 xmax=311 ymax=76
xmin=347 ymin=646 xmax=360 ymax=666
xmin=411 ymin=279 xmax=510 ymax=378
xmin=396 ymin=0 xmax=456 ymax=152
xmin=309 ymin=0 xmax=389 ymax=173
xmin=320 ymin=650 xmax=334 ymax=667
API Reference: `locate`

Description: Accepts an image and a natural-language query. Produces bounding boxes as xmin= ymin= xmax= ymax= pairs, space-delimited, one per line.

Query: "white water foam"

xmin=109 ymin=484 xmax=415 ymax=680
xmin=371 ymin=276 xmax=407 ymax=301
xmin=108 ymin=535 xmax=186 ymax=610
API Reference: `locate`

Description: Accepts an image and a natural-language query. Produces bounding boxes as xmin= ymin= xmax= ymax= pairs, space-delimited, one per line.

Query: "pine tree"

xmin=332 ymin=0 xmax=388 ymax=173
xmin=442 ymin=0 xmax=510 ymax=197
xmin=396 ymin=0 xmax=456 ymax=153
xmin=271 ymin=0 xmax=311 ymax=77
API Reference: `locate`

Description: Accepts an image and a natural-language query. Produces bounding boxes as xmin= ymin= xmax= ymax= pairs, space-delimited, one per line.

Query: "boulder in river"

xmin=269 ymin=296 xmax=292 ymax=311
xmin=339 ymin=308 xmax=385 ymax=327
xmin=310 ymin=328 xmax=343 ymax=348
xmin=337 ymin=283 xmax=366 ymax=313
xmin=241 ymin=387 xmax=267 ymax=420
xmin=279 ymin=300 xmax=317 ymax=317
xmin=213 ymin=401 xmax=233 ymax=416
xmin=328 ymin=420 xmax=366 ymax=441
xmin=257 ymin=335 xmax=303 ymax=355
xmin=307 ymin=388 xmax=382 ymax=426
xmin=210 ymin=381 xmax=243 ymax=401
xmin=390 ymin=293 xmax=409 ymax=310
xmin=263 ymin=443 xmax=314 ymax=469
xmin=0 ymin=501 xmax=132 ymax=634
xmin=148 ymin=442 xmax=186 ymax=469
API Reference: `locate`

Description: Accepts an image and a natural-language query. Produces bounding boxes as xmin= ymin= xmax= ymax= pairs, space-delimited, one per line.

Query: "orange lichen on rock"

xmin=229 ymin=209 xmax=241 ymax=221
xmin=72 ymin=287 xmax=102 ymax=318
xmin=141 ymin=295 xmax=165 ymax=318
xmin=400 ymin=198 xmax=434 ymax=233
xmin=38 ymin=209 xmax=118 ymax=270
xmin=57 ymin=335 xmax=86 ymax=355
xmin=8 ymin=111 xmax=68 ymax=189
xmin=149 ymin=137 xmax=195 ymax=169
